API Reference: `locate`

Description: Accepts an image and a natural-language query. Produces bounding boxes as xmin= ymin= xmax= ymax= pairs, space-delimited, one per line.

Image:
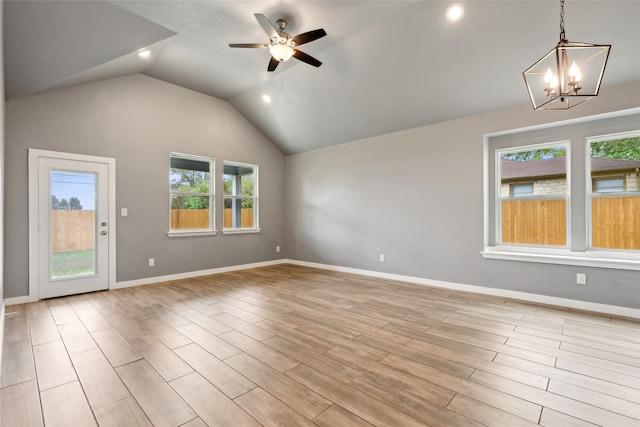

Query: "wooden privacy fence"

xmin=592 ymin=196 xmax=640 ymax=250
xmin=502 ymin=196 xmax=640 ymax=249
xmin=51 ymin=210 xmax=95 ymax=254
xmin=501 ymin=199 xmax=566 ymax=246
xmin=170 ymin=208 xmax=253 ymax=229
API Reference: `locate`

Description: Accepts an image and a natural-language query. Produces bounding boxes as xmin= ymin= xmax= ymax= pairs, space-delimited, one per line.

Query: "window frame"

xmin=482 ymin=108 xmax=640 ymax=271
xmin=495 ymin=141 xmax=571 ymax=249
xmin=222 ymin=160 xmax=260 ymax=235
xmin=167 ymin=152 xmax=217 ymax=238
xmin=586 ymin=130 xmax=640 ymax=252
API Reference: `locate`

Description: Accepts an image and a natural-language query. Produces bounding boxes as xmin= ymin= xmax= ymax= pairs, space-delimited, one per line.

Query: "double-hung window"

xmin=223 ymin=161 xmax=259 ymax=233
xmin=483 ymin=110 xmax=640 ymax=270
xmin=497 ymin=143 xmax=569 ymax=247
xmin=588 ymin=132 xmax=640 ymax=251
xmin=168 ymin=153 xmax=216 ymax=236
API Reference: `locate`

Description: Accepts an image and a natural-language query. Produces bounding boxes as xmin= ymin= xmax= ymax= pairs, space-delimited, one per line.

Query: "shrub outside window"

xmin=588 ymin=133 xmax=640 ymax=251
xmin=223 ymin=161 xmax=259 ymax=232
xmin=169 ymin=153 xmax=215 ymax=233
xmin=497 ymin=143 xmax=569 ymax=247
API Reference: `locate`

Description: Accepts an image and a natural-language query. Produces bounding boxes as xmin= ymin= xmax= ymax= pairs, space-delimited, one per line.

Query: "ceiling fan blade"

xmin=267 ymin=56 xmax=280 ymax=72
xmin=291 ymin=29 xmax=327 ymax=46
xmin=292 ymin=49 xmax=322 ymax=68
xmin=255 ymin=13 xmax=278 ymax=39
xmin=229 ymin=43 xmax=268 ymax=49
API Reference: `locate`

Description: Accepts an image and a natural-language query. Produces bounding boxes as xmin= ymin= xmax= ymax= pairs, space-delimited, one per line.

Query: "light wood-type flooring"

xmin=1 ymin=264 xmax=639 ymax=426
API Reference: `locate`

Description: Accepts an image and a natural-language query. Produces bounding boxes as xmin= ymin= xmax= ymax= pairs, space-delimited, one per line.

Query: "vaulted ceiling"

xmin=4 ymin=1 xmax=639 ymax=154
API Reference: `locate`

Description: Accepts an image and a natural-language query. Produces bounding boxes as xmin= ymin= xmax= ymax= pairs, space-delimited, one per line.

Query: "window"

xmin=223 ymin=161 xmax=259 ymax=233
xmin=588 ymin=133 xmax=640 ymax=251
xmin=168 ymin=153 xmax=215 ymax=236
xmin=482 ymin=111 xmax=640 ymax=270
xmin=510 ymin=183 xmax=533 ymax=197
xmin=498 ymin=143 xmax=568 ymax=247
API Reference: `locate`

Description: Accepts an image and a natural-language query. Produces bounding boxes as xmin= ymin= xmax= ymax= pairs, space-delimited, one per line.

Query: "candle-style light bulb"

xmin=569 ymin=61 xmax=581 ymax=82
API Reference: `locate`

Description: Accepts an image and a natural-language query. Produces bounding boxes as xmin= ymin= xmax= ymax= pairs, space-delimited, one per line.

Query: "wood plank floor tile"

xmin=116 ymin=360 xmax=196 ymax=427
xmin=71 ymin=348 xmax=130 ymax=409
xmin=547 ymin=378 xmax=640 ymax=420
xmin=129 ymin=334 xmax=193 ymax=381
xmin=174 ymin=343 xmax=256 ymax=398
xmin=263 ymin=336 xmax=361 ymax=383
xmin=58 ymin=321 xmax=98 ymax=355
xmin=175 ymin=323 xmax=241 ymax=359
xmin=28 ymin=316 xmax=60 ymax=345
xmin=75 ymin=307 xmax=112 ymax=332
xmin=447 ymin=394 xmax=540 ymax=427
xmin=286 ymin=363 xmax=428 ymax=427
xmin=234 ymin=386 xmax=316 ymax=427
xmin=470 ymin=369 xmax=639 ymax=426
xmin=170 ymin=372 xmax=260 ymax=427
xmin=219 ymin=330 xmax=300 ymax=373
xmin=212 ymin=312 xmax=274 ymax=340
xmin=313 ymin=405 xmax=375 ymax=427
xmin=93 ymin=396 xmax=153 ymax=427
xmin=3 ymin=264 xmax=639 ymax=427
xmin=2 ymin=312 xmax=29 ymax=343
xmin=26 ymin=301 xmax=51 ymax=319
xmin=381 ymin=353 xmax=543 ymax=422
xmin=0 ymin=380 xmax=43 ymax=426
xmin=225 ymin=353 xmax=331 ymax=419
xmin=141 ymin=317 xmax=192 ymax=349
xmin=0 ymin=338 xmax=36 ymax=388
xmin=178 ymin=309 xmax=232 ymax=335
xmin=494 ymin=353 xmax=640 ymax=403
xmin=32 ymin=340 xmax=77 ymax=391
xmin=539 ymin=407 xmax=599 ymax=427
xmin=48 ymin=301 xmax=80 ymax=325
xmin=105 ymin=312 xmax=150 ymax=339
xmin=91 ymin=327 xmax=142 ymax=367
xmin=40 ymin=381 xmax=97 ymax=427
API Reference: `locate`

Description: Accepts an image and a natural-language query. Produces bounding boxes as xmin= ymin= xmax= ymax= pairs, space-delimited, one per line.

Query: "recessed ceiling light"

xmin=446 ymin=4 xmax=464 ymax=22
xmin=137 ymin=49 xmax=151 ymax=58
xmin=262 ymin=94 xmax=272 ymax=103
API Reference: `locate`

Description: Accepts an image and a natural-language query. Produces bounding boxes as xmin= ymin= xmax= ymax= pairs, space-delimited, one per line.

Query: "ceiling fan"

xmin=229 ymin=13 xmax=327 ymax=72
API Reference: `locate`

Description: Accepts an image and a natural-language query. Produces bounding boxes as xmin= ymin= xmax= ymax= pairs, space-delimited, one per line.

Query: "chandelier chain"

xmin=559 ymin=0 xmax=566 ymax=41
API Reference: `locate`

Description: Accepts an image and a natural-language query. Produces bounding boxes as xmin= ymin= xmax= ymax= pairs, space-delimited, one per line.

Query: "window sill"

xmin=222 ymin=228 xmax=262 ymax=235
xmin=481 ymin=246 xmax=640 ymax=271
xmin=167 ymin=229 xmax=218 ymax=238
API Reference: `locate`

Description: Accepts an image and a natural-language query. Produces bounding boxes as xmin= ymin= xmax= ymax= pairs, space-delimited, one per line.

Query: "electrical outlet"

xmin=149 ymin=258 xmax=155 ymax=267
xmin=276 ymin=246 xmax=281 ymax=253
xmin=379 ymin=254 xmax=385 ymax=262
xmin=576 ymin=273 xmax=586 ymax=285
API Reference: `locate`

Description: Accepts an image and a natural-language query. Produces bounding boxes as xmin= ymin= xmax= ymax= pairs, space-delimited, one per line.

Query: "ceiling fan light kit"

xmin=229 ymin=13 xmax=327 ymax=72
xmin=523 ymin=0 xmax=610 ymax=110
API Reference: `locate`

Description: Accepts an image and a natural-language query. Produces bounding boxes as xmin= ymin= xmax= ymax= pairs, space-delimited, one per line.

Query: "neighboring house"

xmin=500 ymin=157 xmax=640 ymax=197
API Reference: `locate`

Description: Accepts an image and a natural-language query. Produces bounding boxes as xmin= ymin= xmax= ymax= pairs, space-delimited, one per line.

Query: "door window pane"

xmin=50 ymin=170 xmax=97 ymax=279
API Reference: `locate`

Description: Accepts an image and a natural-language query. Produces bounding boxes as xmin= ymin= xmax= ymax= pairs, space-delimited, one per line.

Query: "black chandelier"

xmin=523 ymin=0 xmax=611 ymax=110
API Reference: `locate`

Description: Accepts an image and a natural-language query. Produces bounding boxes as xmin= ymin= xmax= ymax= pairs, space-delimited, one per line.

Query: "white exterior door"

xmin=29 ymin=150 xmax=115 ymax=300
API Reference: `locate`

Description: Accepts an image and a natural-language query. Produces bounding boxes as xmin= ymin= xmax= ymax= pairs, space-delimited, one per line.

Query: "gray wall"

xmin=285 ymin=81 xmax=640 ymax=309
xmin=5 ymin=75 xmax=285 ymax=298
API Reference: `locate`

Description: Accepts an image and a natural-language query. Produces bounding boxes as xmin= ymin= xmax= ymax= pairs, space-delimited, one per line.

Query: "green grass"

xmin=52 ymin=250 xmax=95 ymax=278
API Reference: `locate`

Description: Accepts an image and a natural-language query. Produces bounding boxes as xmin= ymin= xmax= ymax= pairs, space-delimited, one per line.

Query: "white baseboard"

xmin=285 ymin=259 xmax=640 ymax=319
xmin=5 ymin=257 xmax=638 ymax=319
xmin=113 ymin=259 xmax=287 ymax=290
xmin=3 ymin=295 xmax=31 ymax=306
xmin=0 ymin=302 xmax=4 ymax=388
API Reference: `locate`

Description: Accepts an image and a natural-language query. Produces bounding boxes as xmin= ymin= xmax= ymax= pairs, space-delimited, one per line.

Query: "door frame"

xmin=28 ymin=149 xmax=116 ymax=302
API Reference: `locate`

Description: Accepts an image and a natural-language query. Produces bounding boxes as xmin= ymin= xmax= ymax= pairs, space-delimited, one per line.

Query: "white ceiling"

xmin=4 ymin=1 xmax=639 ymax=154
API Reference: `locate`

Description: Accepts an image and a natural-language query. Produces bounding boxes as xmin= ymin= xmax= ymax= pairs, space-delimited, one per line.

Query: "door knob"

xmin=101 ymin=231 xmax=107 ymax=235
